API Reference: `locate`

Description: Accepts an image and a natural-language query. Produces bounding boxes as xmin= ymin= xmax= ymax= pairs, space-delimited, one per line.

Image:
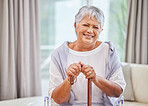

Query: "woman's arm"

xmin=81 ymin=64 xmax=123 ymax=97
xmin=51 ymin=62 xmax=81 ymax=104
xmin=93 ymin=75 xmax=122 ymax=97
xmin=51 ymin=78 xmax=72 ymax=104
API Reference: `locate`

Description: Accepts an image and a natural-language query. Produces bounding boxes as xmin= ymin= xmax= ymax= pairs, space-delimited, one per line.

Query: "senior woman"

xmin=48 ymin=6 xmax=126 ymax=106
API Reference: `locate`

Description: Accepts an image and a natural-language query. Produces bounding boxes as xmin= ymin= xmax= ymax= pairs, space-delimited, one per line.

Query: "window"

xmin=108 ymin=0 xmax=127 ymax=61
xmin=92 ymin=0 xmax=127 ymax=61
xmin=40 ymin=0 xmax=127 ymax=96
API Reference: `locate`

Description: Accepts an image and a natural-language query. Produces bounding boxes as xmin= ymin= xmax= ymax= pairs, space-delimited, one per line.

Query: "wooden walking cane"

xmin=88 ymin=78 xmax=92 ymax=106
xmin=70 ymin=64 xmax=92 ymax=106
xmin=80 ymin=64 xmax=92 ymax=106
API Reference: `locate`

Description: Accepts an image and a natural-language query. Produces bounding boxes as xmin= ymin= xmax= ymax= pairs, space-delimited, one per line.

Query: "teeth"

xmin=84 ymin=34 xmax=93 ymax=38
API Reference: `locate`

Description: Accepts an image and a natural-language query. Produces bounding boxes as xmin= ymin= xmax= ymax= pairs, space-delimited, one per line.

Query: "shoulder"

xmin=51 ymin=41 xmax=70 ymax=61
xmin=104 ymin=41 xmax=120 ymax=61
xmin=51 ymin=41 xmax=69 ymax=55
xmin=104 ymin=41 xmax=120 ymax=62
xmin=104 ymin=41 xmax=121 ymax=79
xmin=104 ymin=41 xmax=116 ymax=53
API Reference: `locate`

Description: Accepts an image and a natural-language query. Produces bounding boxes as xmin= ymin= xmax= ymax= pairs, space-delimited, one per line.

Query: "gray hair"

xmin=75 ymin=6 xmax=105 ymax=29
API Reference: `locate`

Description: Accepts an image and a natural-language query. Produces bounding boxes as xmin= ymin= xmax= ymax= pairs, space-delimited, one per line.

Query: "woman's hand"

xmin=81 ymin=64 xmax=96 ymax=80
xmin=66 ymin=62 xmax=81 ymax=84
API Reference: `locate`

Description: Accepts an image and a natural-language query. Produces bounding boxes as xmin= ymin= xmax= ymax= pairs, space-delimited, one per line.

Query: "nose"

xmin=87 ymin=27 xmax=93 ymax=34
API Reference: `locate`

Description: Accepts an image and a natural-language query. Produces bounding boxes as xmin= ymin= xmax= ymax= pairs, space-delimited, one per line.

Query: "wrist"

xmin=67 ymin=77 xmax=74 ymax=85
xmin=92 ymin=74 xmax=97 ymax=83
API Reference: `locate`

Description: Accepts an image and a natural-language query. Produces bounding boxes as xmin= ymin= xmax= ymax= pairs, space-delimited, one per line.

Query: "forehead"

xmin=79 ymin=14 xmax=100 ymax=25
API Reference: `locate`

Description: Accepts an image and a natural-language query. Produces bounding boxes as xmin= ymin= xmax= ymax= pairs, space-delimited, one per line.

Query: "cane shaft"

xmin=88 ymin=78 xmax=92 ymax=106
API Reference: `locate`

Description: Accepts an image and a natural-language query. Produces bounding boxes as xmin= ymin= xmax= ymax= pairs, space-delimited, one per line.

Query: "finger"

xmin=69 ymin=67 xmax=77 ymax=75
xmin=72 ymin=63 xmax=80 ymax=70
xmin=78 ymin=62 xmax=82 ymax=72
xmin=82 ymin=65 xmax=91 ymax=73
xmin=86 ymin=73 xmax=96 ymax=79
xmin=71 ymin=64 xmax=80 ymax=74
xmin=78 ymin=61 xmax=81 ymax=65
xmin=74 ymin=63 xmax=81 ymax=73
xmin=86 ymin=70 xmax=93 ymax=77
xmin=81 ymin=63 xmax=84 ymax=66
xmin=83 ymin=67 xmax=92 ymax=75
xmin=78 ymin=62 xmax=83 ymax=68
xmin=67 ymin=71 xmax=76 ymax=78
xmin=83 ymin=65 xmax=89 ymax=69
xmin=81 ymin=63 xmax=86 ymax=73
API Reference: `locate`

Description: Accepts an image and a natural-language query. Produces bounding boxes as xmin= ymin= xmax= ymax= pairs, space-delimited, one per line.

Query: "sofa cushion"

xmin=131 ymin=64 xmax=148 ymax=103
xmin=124 ymin=101 xmax=148 ymax=106
xmin=122 ymin=63 xmax=134 ymax=101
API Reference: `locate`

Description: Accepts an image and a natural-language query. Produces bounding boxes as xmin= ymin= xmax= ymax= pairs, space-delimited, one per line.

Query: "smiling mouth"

xmin=83 ymin=34 xmax=93 ymax=39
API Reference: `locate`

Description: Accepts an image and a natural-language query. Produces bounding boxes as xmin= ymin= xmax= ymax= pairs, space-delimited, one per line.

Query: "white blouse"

xmin=48 ymin=42 xmax=126 ymax=105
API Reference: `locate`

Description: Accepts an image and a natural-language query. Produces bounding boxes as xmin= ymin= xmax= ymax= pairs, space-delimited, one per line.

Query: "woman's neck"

xmin=69 ymin=40 xmax=101 ymax=52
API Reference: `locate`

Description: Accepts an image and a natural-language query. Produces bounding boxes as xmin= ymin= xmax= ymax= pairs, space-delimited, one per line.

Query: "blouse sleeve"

xmin=48 ymin=60 xmax=63 ymax=103
xmin=109 ymin=67 xmax=126 ymax=91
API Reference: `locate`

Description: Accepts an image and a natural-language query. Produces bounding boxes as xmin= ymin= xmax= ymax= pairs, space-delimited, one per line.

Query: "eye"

xmin=93 ymin=27 xmax=99 ymax=29
xmin=83 ymin=24 xmax=89 ymax=27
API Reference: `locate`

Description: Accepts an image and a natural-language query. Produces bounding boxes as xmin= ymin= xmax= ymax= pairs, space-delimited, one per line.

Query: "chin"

xmin=82 ymin=39 xmax=94 ymax=45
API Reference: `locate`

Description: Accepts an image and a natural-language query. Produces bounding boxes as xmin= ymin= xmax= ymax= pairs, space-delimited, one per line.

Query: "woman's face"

xmin=75 ymin=15 xmax=102 ymax=46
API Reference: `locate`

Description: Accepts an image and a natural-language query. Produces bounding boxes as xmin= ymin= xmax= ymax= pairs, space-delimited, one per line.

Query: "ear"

xmin=101 ymin=28 xmax=103 ymax=31
xmin=74 ymin=22 xmax=77 ymax=32
xmin=74 ymin=22 xmax=77 ymax=29
xmin=100 ymin=28 xmax=103 ymax=32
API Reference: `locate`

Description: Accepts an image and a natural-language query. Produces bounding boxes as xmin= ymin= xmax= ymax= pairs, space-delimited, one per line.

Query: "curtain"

xmin=125 ymin=0 xmax=148 ymax=64
xmin=0 ymin=0 xmax=41 ymax=100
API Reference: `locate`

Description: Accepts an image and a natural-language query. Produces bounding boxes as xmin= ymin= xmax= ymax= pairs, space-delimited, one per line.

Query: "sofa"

xmin=0 ymin=96 xmax=44 ymax=106
xmin=122 ymin=63 xmax=148 ymax=106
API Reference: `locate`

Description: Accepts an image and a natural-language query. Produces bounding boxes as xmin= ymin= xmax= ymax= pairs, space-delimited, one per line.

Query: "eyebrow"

xmin=83 ymin=22 xmax=99 ymax=26
xmin=82 ymin=22 xmax=90 ymax=25
xmin=93 ymin=23 xmax=99 ymax=26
